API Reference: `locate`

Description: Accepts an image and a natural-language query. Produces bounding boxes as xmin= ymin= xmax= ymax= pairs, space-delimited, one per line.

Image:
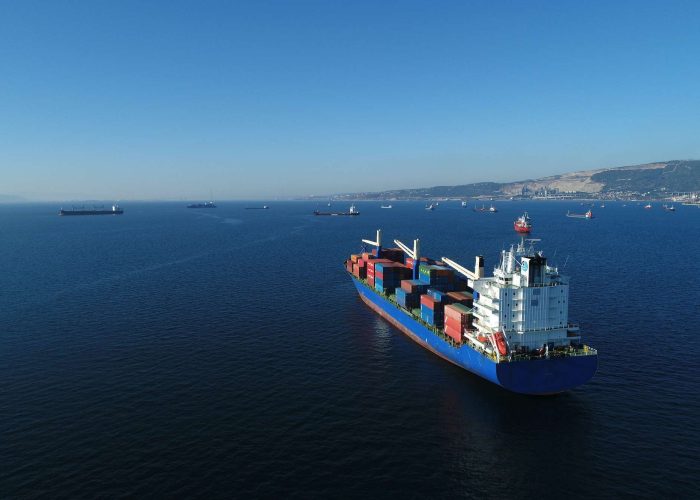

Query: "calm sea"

xmin=1 ymin=201 xmax=698 ymax=498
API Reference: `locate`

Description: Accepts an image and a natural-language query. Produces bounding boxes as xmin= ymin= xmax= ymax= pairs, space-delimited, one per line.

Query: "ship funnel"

xmin=475 ymin=256 xmax=484 ymax=278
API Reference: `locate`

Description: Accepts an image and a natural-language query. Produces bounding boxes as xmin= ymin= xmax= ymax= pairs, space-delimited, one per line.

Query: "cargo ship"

xmin=59 ymin=205 xmax=123 ymax=216
xmin=187 ymin=201 xmax=216 ymax=208
xmin=566 ymin=209 xmax=593 ymax=219
xmin=345 ymin=230 xmax=597 ymax=395
xmin=514 ymin=212 xmax=532 ymax=233
xmin=314 ymin=204 xmax=359 ymax=216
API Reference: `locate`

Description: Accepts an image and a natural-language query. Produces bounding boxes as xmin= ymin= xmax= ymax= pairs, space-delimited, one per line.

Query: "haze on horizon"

xmin=1 ymin=0 xmax=698 ymax=201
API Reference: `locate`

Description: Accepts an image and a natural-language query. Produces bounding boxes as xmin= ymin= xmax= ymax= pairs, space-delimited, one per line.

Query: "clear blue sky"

xmin=1 ymin=0 xmax=698 ymax=200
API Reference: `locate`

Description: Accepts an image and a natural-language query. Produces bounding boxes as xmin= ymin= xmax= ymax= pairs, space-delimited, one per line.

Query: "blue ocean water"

xmin=1 ymin=201 xmax=698 ymax=498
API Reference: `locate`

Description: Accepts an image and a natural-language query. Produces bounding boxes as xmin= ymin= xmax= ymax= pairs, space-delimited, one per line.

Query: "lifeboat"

xmin=493 ymin=332 xmax=508 ymax=356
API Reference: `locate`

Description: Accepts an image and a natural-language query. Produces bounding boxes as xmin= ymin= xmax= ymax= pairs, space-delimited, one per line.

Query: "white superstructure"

xmin=469 ymin=239 xmax=579 ymax=352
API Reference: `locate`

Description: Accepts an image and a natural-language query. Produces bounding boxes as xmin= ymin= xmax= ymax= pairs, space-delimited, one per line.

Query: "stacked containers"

xmin=381 ymin=247 xmax=405 ymax=263
xmin=405 ymin=256 xmax=434 ymax=269
xmin=375 ymin=262 xmax=411 ymax=294
xmin=444 ymin=303 xmax=473 ymax=344
xmin=352 ymin=259 xmax=367 ymax=279
xmin=401 ymin=279 xmax=429 ymax=294
xmin=420 ymin=294 xmax=444 ymax=327
xmin=427 ymin=288 xmax=448 ymax=303
xmin=418 ymin=265 xmax=455 ymax=291
xmin=396 ymin=279 xmax=427 ymax=310
xmin=395 ymin=288 xmax=420 ymax=309
xmin=367 ymin=258 xmax=392 ymax=289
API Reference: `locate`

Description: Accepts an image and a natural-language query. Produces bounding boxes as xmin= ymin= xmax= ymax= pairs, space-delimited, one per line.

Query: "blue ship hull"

xmin=351 ymin=277 xmax=597 ymax=395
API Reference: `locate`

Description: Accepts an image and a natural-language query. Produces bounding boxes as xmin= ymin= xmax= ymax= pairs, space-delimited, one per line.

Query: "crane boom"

xmin=362 ymin=229 xmax=382 ymax=248
xmin=441 ymin=256 xmax=478 ymax=280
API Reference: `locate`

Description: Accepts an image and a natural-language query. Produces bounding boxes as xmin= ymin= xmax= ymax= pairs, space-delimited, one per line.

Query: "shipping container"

xmin=367 ymin=259 xmax=392 ymax=273
xmin=420 ymin=307 xmax=444 ymax=327
xmin=427 ymin=288 xmax=449 ymax=302
xmin=420 ymin=294 xmax=444 ymax=311
xmin=381 ymin=247 xmax=405 ymax=263
xmin=444 ymin=325 xmax=463 ymax=344
xmin=400 ymin=279 xmax=429 ymax=294
xmin=444 ymin=303 xmax=472 ymax=321
xmin=396 ymin=288 xmax=420 ymax=309
xmin=446 ymin=291 xmax=473 ymax=305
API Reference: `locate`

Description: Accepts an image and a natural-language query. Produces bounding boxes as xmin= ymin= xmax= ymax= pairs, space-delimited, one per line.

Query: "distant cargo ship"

xmin=314 ymin=204 xmax=359 ymax=216
xmin=245 ymin=205 xmax=269 ymax=210
xmin=566 ymin=209 xmax=593 ymax=219
xmin=346 ymin=230 xmax=597 ymax=395
xmin=59 ymin=205 xmax=123 ymax=216
xmin=187 ymin=202 xmax=216 ymax=208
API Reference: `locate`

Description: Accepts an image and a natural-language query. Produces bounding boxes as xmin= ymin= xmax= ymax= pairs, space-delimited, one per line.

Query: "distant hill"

xmin=335 ymin=160 xmax=700 ymax=200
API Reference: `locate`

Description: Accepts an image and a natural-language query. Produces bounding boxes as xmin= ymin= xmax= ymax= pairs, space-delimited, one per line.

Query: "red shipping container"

xmin=357 ymin=259 xmax=367 ymax=268
xmin=368 ymin=276 xmax=375 ymax=287
xmin=361 ymin=252 xmax=374 ymax=261
xmin=367 ymin=270 xmax=375 ymax=279
xmin=420 ymin=294 xmax=443 ymax=310
xmin=376 ymin=271 xmax=383 ymax=280
xmin=445 ymin=303 xmax=472 ymax=320
xmin=444 ymin=316 xmax=470 ymax=332
xmin=444 ymin=325 xmax=463 ymax=344
xmin=367 ymin=259 xmax=392 ymax=272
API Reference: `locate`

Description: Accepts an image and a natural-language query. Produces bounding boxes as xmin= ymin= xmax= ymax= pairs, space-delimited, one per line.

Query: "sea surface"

xmin=1 ymin=201 xmax=698 ymax=498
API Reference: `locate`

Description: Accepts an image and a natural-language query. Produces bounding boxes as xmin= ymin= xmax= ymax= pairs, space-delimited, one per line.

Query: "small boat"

xmin=314 ymin=204 xmax=360 ymax=216
xmin=461 ymin=200 xmax=468 ymax=208
xmin=600 ymin=203 xmax=606 ymax=208
xmin=381 ymin=204 xmax=393 ymax=209
xmin=663 ymin=204 xmax=676 ymax=212
xmin=425 ymin=204 xmax=435 ymax=211
xmin=644 ymin=203 xmax=652 ymax=209
xmin=473 ymin=204 xmax=497 ymax=213
xmin=566 ymin=209 xmax=593 ymax=219
xmin=514 ymin=212 xmax=532 ymax=233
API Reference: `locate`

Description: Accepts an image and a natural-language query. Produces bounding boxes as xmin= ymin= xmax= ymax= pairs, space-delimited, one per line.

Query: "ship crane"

xmin=394 ymin=237 xmax=420 ymax=280
xmin=440 ymin=255 xmax=484 ymax=287
xmin=362 ymin=229 xmax=382 ymax=256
